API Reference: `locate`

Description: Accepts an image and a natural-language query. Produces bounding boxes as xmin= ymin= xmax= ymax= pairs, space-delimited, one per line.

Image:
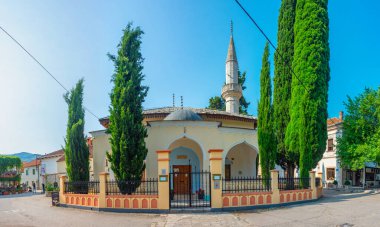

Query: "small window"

xmin=26 ymin=169 xmax=29 ymax=176
xmin=327 ymin=139 xmax=334 ymax=151
xmin=32 ymin=169 xmax=35 ymax=175
xmin=327 ymin=168 xmax=335 ymax=180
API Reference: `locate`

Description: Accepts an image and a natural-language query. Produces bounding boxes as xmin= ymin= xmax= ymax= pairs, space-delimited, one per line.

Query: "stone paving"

xmin=1 ymin=190 xmax=380 ymax=227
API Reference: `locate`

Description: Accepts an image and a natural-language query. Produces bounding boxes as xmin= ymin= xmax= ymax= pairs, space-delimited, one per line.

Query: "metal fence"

xmin=106 ymin=178 xmax=158 ymax=195
xmin=222 ymin=177 xmax=271 ymax=194
xmin=169 ymin=170 xmax=211 ymax=208
xmin=64 ymin=181 xmax=100 ymax=194
xmin=315 ymin=177 xmax=321 ymax=188
xmin=278 ymin=177 xmax=310 ymax=190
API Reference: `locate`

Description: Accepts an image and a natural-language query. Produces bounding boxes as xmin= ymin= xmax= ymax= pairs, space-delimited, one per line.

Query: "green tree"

xmin=273 ymin=0 xmax=297 ymax=177
xmin=238 ymin=71 xmax=250 ymax=114
xmin=106 ymin=23 xmax=149 ymax=194
xmin=208 ymin=96 xmax=225 ymax=110
xmin=64 ymin=79 xmax=89 ymax=183
xmin=207 ymin=71 xmax=250 ymax=114
xmin=338 ymin=88 xmax=380 ymax=170
xmin=286 ymin=0 xmax=330 ymax=180
xmin=258 ymin=42 xmax=276 ymax=180
xmin=0 ymin=156 xmax=22 ymax=174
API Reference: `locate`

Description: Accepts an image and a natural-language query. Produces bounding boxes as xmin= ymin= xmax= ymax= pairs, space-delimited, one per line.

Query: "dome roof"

xmin=164 ymin=109 xmax=202 ymax=121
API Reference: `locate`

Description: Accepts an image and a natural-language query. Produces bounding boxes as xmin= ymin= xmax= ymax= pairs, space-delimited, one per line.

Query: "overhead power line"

xmin=234 ymin=0 xmax=310 ymax=93
xmin=0 ymin=25 xmax=100 ymax=120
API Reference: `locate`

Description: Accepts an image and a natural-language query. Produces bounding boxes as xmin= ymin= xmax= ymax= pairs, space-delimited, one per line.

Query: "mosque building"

xmin=90 ymin=30 xmax=260 ymax=185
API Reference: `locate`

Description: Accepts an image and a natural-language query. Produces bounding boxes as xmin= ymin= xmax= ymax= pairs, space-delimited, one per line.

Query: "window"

xmin=32 ymin=169 xmax=35 ymax=175
xmin=327 ymin=139 xmax=334 ymax=151
xmin=327 ymin=168 xmax=335 ymax=180
xmin=26 ymin=169 xmax=29 ymax=176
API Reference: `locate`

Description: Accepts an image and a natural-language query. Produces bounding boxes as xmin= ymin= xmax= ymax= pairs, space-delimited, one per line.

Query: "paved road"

xmin=1 ymin=190 xmax=380 ymax=227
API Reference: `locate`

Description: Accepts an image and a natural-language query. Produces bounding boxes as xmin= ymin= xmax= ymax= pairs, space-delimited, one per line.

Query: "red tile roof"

xmin=327 ymin=117 xmax=343 ymax=126
xmin=23 ymin=159 xmax=41 ymax=168
xmin=40 ymin=149 xmax=64 ymax=159
xmin=57 ymin=155 xmax=65 ymax=162
xmin=56 ymin=149 xmax=93 ymax=163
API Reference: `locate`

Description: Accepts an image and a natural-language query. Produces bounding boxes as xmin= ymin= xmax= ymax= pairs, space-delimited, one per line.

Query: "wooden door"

xmin=173 ymin=165 xmax=191 ymax=194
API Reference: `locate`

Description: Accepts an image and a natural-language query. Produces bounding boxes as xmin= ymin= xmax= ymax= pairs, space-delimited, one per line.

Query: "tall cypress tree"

xmin=107 ymin=23 xmax=149 ymax=194
xmin=286 ymin=0 xmax=330 ymax=179
xmin=64 ymin=79 xmax=89 ymax=183
xmin=258 ymin=42 xmax=276 ymax=179
xmin=273 ymin=0 xmax=297 ymax=177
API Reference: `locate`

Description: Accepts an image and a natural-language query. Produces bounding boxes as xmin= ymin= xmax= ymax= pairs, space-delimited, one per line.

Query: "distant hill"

xmin=7 ymin=152 xmax=40 ymax=162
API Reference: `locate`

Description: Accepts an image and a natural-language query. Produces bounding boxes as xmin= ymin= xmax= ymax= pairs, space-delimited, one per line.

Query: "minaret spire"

xmin=222 ymin=21 xmax=242 ymax=114
xmin=230 ymin=20 xmax=233 ymax=37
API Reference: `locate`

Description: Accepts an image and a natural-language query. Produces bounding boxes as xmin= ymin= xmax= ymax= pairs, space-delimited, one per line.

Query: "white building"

xmin=21 ymin=159 xmax=42 ymax=188
xmin=40 ymin=149 xmax=65 ymax=184
xmin=315 ymin=112 xmax=344 ymax=187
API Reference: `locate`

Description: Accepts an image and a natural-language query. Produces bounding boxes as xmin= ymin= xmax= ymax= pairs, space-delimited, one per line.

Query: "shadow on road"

xmin=235 ymin=189 xmax=379 ymax=214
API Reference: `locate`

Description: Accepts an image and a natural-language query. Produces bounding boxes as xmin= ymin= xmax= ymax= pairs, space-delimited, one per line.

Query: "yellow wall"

xmin=91 ymin=132 xmax=111 ymax=180
xmin=91 ymin=119 xmax=258 ymax=180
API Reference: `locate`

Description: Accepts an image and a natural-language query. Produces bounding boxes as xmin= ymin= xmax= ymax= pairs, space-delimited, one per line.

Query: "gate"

xmin=169 ymin=167 xmax=211 ymax=208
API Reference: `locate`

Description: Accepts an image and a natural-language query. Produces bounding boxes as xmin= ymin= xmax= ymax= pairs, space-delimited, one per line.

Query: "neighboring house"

xmin=21 ymin=159 xmax=41 ymax=189
xmin=40 ymin=149 xmax=65 ymax=185
xmin=315 ymin=112 xmax=344 ymax=187
xmin=56 ymin=140 xmax=94 ymax=181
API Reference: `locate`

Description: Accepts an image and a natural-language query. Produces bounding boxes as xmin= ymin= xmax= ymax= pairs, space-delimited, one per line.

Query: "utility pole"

xmin=36 ymin=154 xmax=40 ymax=190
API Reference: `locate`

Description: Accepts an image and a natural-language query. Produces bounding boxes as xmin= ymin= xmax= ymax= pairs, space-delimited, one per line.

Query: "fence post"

xmin=270 ymin=170 xmax=280 ymax=204
xmin=156 ymin=150 xmax=171 ymax=210
xmin=98 ymin=172 xmax=108 ymax=208
xmin=309 ymin=171 xmax=317 ymax=199
xmin=59 ymin=175 xmax=67 ymax=205
xmin=209 ymin=149 xmax=223 ymax=209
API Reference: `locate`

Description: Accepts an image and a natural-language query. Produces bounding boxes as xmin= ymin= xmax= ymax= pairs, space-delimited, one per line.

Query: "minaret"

xmin=222 ymin=22 xmax=242 ymax=114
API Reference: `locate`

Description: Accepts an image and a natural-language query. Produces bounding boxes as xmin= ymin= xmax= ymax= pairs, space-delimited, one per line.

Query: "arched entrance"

xmin=167 ymin=137 xmax=210 ymax=208
xmin=224 ymin=142 xmax=258 ymax=179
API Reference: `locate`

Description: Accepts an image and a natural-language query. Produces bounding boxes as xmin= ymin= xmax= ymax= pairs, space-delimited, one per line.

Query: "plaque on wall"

xmin=177 ymin=155 xmax=188 ymax=159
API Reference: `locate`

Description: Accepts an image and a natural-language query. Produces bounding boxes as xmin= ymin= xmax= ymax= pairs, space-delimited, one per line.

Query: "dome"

xmin=164 ymin=109 xmax=202 ymax=121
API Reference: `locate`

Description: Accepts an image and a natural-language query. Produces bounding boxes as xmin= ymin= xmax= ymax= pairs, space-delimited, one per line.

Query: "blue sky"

xmin=0 ymin=1 xmax=379 ymax=155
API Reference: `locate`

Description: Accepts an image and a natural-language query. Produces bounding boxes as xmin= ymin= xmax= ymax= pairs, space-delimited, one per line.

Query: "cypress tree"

xmin=273 ymin=0 xmax=297 ymax=177
xmin=64 ymin=79 xmax=89 ymax=184
xmin=286 ymin=0 xmax=330 ymax=180
xmin=258 ymin=42 xmax=276 ymax=179
xmin=106 ymin=23 xmax=149 ymax=194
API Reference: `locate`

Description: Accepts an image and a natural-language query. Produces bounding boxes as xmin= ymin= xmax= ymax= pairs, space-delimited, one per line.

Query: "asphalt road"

xmin=1 ymin=190 xmax=379 ymax=227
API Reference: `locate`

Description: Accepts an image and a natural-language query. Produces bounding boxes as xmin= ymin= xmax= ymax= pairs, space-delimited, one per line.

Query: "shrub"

xmin=344 ymin=180 xmax=351 ymax=186
xmin=333 ymin=180 xmax=338 ymax=185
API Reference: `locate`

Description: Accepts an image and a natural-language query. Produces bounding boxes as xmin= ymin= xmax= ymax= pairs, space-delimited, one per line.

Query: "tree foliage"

xmin=207 ymin=71 xmax=250 ymax=114
xmin=0 ymin=156 xmax=22 ymax=174
xmin=238 ymin=71 xmax=250 ymax=114
xmin=273 ymin=0 xmax=297 ymax=177
xmin=338 ymin=88 xmax=380 ymax=170
xmin=106 ymin=23 xmax=149 ymax=194
xmin=286 ymin=0 xmax=330 ymax=179
xmin=258 ymin=43 xmax=276 ymax=179
xmin=64 ymin=79 xmax=89 ymax=182
xmin=208 ymin=96 xmax=225 ymax=111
